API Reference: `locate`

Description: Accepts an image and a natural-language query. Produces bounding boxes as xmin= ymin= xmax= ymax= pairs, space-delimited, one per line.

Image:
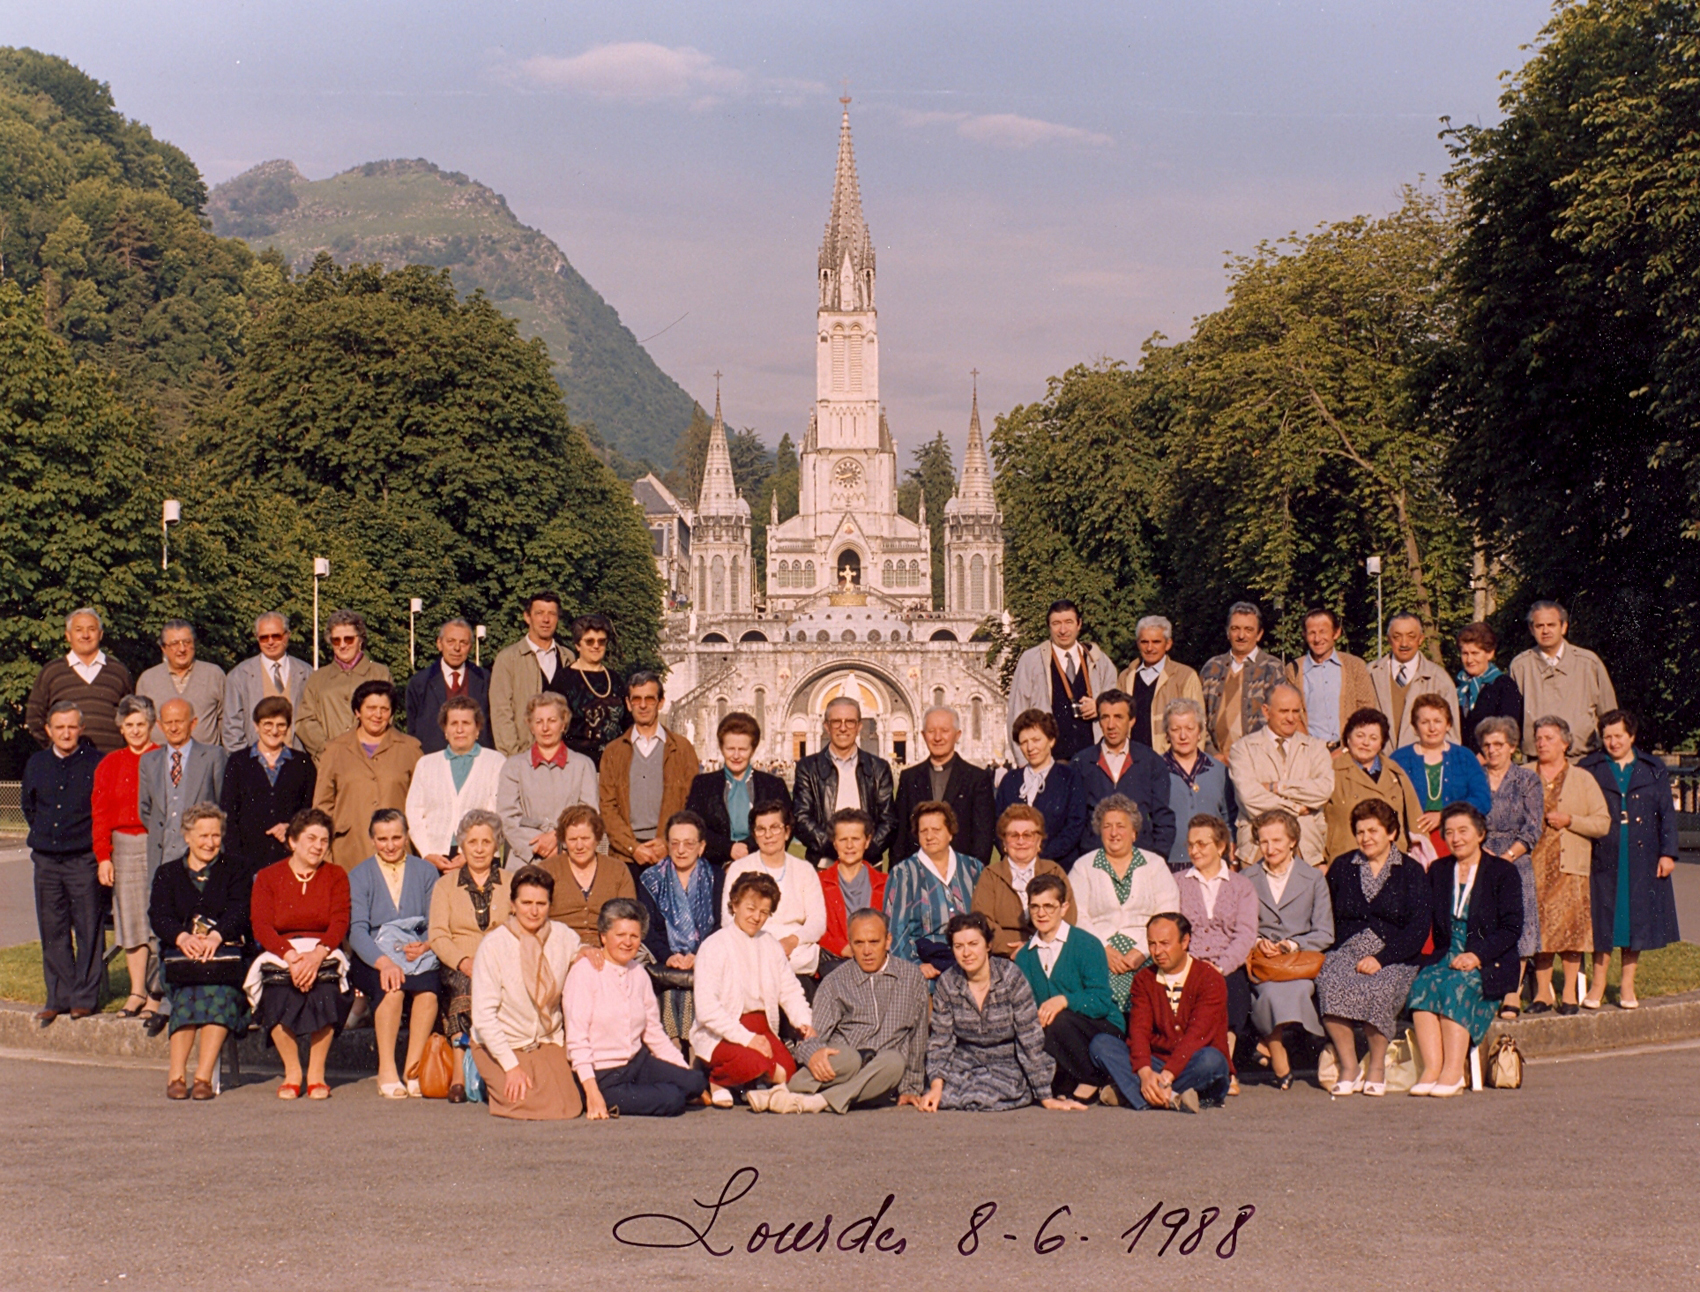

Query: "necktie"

xmin=449 ymin=669 xmax=464 ymax=695
xmin=1275 ymin=736 xmax=1287 ymax=759
xmin=170 ymin=750 xmax=182 ymax=787
xmin=1066 ymin=653 xmax=1079 ymax=683
xmin=271 ymin=662 xmax=284 ymax=691
xmin=1396 ymin=663 xmax=1410 ymax=687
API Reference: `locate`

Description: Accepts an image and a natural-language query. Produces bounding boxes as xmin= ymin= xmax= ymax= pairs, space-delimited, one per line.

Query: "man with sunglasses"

xmin=222 ymin=612 xmax=311 ymax=752
xmin=296 ymin=609 xmax=393 ymax=759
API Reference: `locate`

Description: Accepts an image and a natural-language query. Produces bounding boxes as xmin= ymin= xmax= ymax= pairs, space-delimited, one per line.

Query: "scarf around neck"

xmin=1163 ymin=746 xmax=1215 ymax=793
xmin=643 ymin=859 xmax=716 ymax=956
xmin=503 ymin=915 xmax=561 ymax=1028
xmin=1456 ymin=662 xmax=1503 ymax=712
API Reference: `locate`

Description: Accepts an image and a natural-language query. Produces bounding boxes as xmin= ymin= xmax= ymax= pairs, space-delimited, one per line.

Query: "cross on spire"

xmin=840 ymin=78 xmax=851 ymax=107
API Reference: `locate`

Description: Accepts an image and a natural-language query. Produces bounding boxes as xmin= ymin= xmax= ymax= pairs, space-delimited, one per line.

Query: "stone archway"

xmin=783 ymin=659 xmax=916 ymax=761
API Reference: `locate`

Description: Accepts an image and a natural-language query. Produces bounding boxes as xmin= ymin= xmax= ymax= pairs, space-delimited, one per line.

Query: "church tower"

xmin=943 ymin=374 xmax=1003 ymax=617
xmin=692 ymin=377 xmax=752 ymax=616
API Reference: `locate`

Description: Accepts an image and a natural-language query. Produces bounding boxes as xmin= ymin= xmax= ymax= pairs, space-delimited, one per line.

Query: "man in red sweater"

xmin=1089 ymin=912 xmax=1232 ymax=1112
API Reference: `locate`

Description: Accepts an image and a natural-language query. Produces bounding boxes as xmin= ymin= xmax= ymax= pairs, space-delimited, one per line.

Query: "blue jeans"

xmin=1088 ymin=1034 xmax=1230 ymax=1110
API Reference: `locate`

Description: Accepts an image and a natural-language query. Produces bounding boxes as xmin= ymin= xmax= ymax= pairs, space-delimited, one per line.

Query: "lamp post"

xmin=161 ymin=499 xmax=180 ymax=571
xmin=409 ymin=598 xmax=423 ymax=669
xmin=1366 ymin=556 xmax=1384 ymax=662
xmin=475 ymin=623 xmax=486 ymax=668
xmin=312 ymin=558 xmax=330 ymax=668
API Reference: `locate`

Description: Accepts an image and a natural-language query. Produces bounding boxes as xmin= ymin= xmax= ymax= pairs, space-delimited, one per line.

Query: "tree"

xmin=749 ymin=432 xmax=798 ymax=590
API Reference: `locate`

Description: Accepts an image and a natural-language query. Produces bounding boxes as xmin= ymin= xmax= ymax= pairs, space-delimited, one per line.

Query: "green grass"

xmin=0 ymin=939 xmax=134 ymax=1011
xmin=1586 ymin=943 xmax=1700 ymax=1003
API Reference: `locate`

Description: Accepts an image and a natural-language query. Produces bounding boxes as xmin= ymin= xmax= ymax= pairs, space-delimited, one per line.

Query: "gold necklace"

xmin=575 ymin=664 xmax=612 ymax=699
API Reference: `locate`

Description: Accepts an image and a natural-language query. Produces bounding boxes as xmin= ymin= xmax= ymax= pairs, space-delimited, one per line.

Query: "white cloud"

xmin=519 ymin=43 xmax=747 ymax=102
xmin=900 ymin=108 xmax=1113 ymax=150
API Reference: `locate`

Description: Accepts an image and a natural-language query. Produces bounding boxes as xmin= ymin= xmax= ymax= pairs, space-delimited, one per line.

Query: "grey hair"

xmin=158 ymin=619 xmax=196 ymax=643
xmin=847 ymin=907 xmax=889 ymax=934
xmin=1474 ymin=715 xmax=1521 ymax=750
xmin=181 ymin=801 xmax=227 ymax=835
xmin=1533 ymin=714 xmax=1573 ymax=744
xmin=1162 ymin=696 xmax=1205 ymax=734
xmin=627 ymin=669 xmax=665 ymax=698
xmin=326 ymin=608 xmax=368 ymax=641
xmin=1226 ymin=601 xmax=1262 ymax=628
xmin=1091 ymin=793 xmax=1144 ymax=839
xmin=1526 ymin=599 xmax=1569 ymax=628
xmin=922 ymin=705 xmax=960 ymax=730
xmin=66 ymin=607 xmax=101 ymax=630
xmin=456 ymin=808 xmax=503 ymax=844
xmin=598 ymin=897 xmax=650 ymax=937
xmin=437 ymin=617 xmax=472 ymax=636
xmin=255 ymin=611 xmax=289 ymax=633
xmin=1135 ymin=615 xmax=1174 ymax=641
xmin=1386 ymin=611 xmax=1423 ymax=632
xmin=525 ymin=691 xmax=570 ymax=720
xmin=824 ymin=696 xmax=862 ymax=720
xmin=46 ymin=700 xmax=83 ymax=723
xmin=116 ymin=694 xmax=157 ymax=723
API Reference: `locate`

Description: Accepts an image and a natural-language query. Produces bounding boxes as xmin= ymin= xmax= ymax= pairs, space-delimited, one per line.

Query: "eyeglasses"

xmin=1028 ymin=902 xmax=1063 ymax=915
xmin=257 ymin=633 xmax=286 ymax=643
xmin=329 ymin=635 xmax=359 ymax=646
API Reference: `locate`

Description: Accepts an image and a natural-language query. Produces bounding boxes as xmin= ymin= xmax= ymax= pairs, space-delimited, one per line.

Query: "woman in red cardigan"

xmin=817 ymin=809 xmax=887 ymax=965
xmin=92 ymin=696 xmax=159 ymax=1019
xmin=251 ymin=807 xmax=352 ymax=1099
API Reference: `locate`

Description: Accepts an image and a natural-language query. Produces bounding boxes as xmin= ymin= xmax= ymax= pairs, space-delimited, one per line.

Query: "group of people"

xmin=16 ymin=590 xmax=1680 ymax=1115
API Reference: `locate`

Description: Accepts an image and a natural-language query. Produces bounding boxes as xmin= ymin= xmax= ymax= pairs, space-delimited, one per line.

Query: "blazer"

xmin=427 ymin=864 xmax=512 ymax=973
xmin=819 ymin=864 xmax=887 ymax=958
xmin=138 ymin=740 xmax=229 ymax=872
xmin=487 ymin=637 xmax=575 ymax=757
xmin=1369 ymin=653 xmax=1460 ymax=748
xmin=892 ymin=755 xmax=997 ymax=865
xmin=1116 ymin=658 xmax=1204 ymax=755
xmin=403 ymin=745 xmax=506 ymax=860
xmin=1244 ymin=859 xmax=1335 ymax=951
xmin=686 ymin=769 xmax=789 ymax=865
xmin=1324 ymin=751 xmax=1424 ymax=862
xmin=347 ymin=853 xmax=440 ymax=968
xmin=994 ymin=759 xmax=1089 ymax=863
xmin=295 ymin=655 xmax=393 ymax=760
xmin=1421 ymin=854 xmax=1524 ymax=999
xmin=1286 ymin=651 xmax=1378 ymax=746
xmin=1458 ymin=671 xmax=1524 ymax=755
xmin=790 ymin=748 xmax=896 ymax=866
xmin=1325 ymin=850 xmax=1433 ymax=967
xmin=1124 ymin=956 xmax=1230 ymax=1076
xmin=1199 ymin=649 xmax=1287 ymax=755
xmin=971 ymin=856 xmax=1076 ymax=956
xmin=148 ymin=854 xmax=250 ymax=953
xmin=403 ymin=659 xmax=494 ymax=754
xmin=600 ymin=728 xmax=698 ymax=863
xmin=1390 ymin=742 xmax=1493 ymax=816
xmin=1071 ymin=741 xmax=1177 ymax=858
xmin=312 ymin=727 xmax=424 ymax=871
xmin=218 ymin=746 xmax=316 ymax=880
xmin=222 ymin=653 xmax=311 ymax=752
xmin=1008 ymin=641 xmax=1120 ymax=752
xmin=1014 ymin=923 xmax=1121 ymax=1024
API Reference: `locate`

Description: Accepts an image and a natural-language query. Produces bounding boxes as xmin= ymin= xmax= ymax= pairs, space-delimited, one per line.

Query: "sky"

xmin=5 ymin=0 xmax=1557 ymax=466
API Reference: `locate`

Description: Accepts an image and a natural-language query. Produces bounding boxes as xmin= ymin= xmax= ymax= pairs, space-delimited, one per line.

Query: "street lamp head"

xmin=410 ymin=597 xmax=423 ymax=613
xmin=1365 ymin=556 xmax=1382 ymax=576
xmin=162 ymin=499 xmax=181 ymax=525
xmin=475 ymin=624 xmax=487 ymax=639
xmin=313 ymin=558 xmax=330 ymax=578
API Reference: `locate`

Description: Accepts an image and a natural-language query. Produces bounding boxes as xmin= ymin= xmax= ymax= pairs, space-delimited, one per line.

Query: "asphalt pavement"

xmin=0 ymin=1044 xmax=1697 ymax=1289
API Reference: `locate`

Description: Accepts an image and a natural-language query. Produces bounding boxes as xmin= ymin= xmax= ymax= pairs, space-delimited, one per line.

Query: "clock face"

xmin=834 ymin=458 xmax=863 ymax=486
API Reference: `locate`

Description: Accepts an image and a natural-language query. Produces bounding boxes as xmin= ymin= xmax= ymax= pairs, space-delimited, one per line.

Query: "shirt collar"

xmin=1137 ymin=658 xmax=1167 ymax=681
xmin=831 ymin=748 xmax=859 ymax=769
xmin=67 ymin=649 xmax=107 ymax=669
xmin=1052 ymin=642 xmax=1082 ymax=666
xmin=531 ymin=743 xmax=568 ymax=769
xmin=168 ymin=739 xmax=194 ymax=756
xmin=1304 ymin=652 xmax=1339 ymax=671
xmin=1540 ymin=643 xmax=1567 ymax=666
xmin=1229 ymin=648 xmax=1259 ymax=671
xmin=249 ymin=744 xmax=293 ymax=763
xmin=440 ymin=659 xmax=467 ymax=681
xmin=1027 ymin=920 xmax=1072 ymax=950
xmin=1188 ymin=865 xmax=1229 ymax=888
xmin=1156 ymin=955 xmax=1193 ymax=985
xmin=526 ymin=637 xmax=556 ymax=657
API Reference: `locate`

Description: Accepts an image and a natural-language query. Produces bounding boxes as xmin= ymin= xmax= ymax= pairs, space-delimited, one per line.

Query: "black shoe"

xmin=34 ymin=1009 xmax=60 ymax=1028
xmin=1273 ymin=1073 xmax=1294 ymax=1091
xmin=448 ymin=1084 xmax=467 ymax=1104
xmin=144 ymin=1011 xmax=169 ymax=1038
xmin=1556 ymin=1002 xmax=1579 ymax=1017
xmin=1526 ymin=1001 xmax=1553 ymax=1016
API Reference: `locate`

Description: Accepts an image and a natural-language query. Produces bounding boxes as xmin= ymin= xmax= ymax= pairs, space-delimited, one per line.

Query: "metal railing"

xmin=0 ymin=780 xmax=20 ymax=828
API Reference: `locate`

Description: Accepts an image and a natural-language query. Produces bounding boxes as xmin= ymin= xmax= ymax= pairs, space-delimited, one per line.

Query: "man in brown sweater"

xmin=26 ymin=608 xmax=133 ymax=753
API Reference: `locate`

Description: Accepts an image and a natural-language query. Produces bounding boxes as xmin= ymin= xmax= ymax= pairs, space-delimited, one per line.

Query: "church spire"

xmin=819 ymin=98 xmax=874 ymax=310
xmin=698 ymin=372 xmax=748 ymax=518
xmin=953 ymin=369 xmax=996 ymax=510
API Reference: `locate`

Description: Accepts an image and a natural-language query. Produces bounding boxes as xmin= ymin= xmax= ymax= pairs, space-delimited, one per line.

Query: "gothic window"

xmin=909 ymin=559 xmax=921 ymax=587
xmin=754 ymin=687 xmax=766 ymax=738
xmin=970 ymin=554 xmax=986 ymax=611
xmin=731 ymin=556 xmax=741 ymax=612
xmin=954 ymin=556 xmax=965 ymax=610
xmin=971 ymin=696 xmax=984 ymax=741
xmin=992 ymin=556 xmax=1002 ymax=611
xmin=716 ymin=697 xmax=728 ymax=726
xmin=883 ymin=560 xmax=893 ymax=585
xmin=804 ymin=560 xmax=816 ymax=587
xmin=933 ymin=688 xmax=946 ymax=709
xmin=849 ymin=328 xmax=863 ymax=391
xmin=776 ymin=560 xmax=789 ymax=588
xmin=831 ymin=329 xmax=846 ymax=390
xmin=697 ymin=558 xmax=707 ymax=608
xmin=711 ymin=555 xmax=725 ymax=613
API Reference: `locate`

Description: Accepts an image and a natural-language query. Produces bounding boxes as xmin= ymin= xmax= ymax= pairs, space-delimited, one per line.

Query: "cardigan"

xmin=689 ymin=923 xmax=813 ymax=1060
xmin=1324 ymin=751 xmax=1425 ymax=861
xmin=497 ymin=746 xmax=598 ymax=863
xmin=1116 ymin=657 xmax=1204 ymax=755
xmin=26 ymin=657 xmax=133 ymax=753
xmin=1540 ymin=761 xmax=1612 ymax=877
xmin=1163 ymin=753 xmax=1236 ymax=870
xmin=819 ymin=864 xmax=888 ymax=958
xmin=21 ymin=740 xmax=103 ymax=853
xmin=1325 ymin=850 xmax=1433 ymax=966
xmin=994 ymin=759 xmax=1089 ymax=862
xmin=971 ymin=856 xmax=1077 ymax=957
xmin=1421 ymin=854 xmax=1525 ymax=999
xmin=720 ymin=853 xmax=827 ymax=974
xmin=1286 ymin=652 xmax=1379 ymax=747
xmin=891 ymin=755 xmax=998 ymax=865
xmin=1124 ymin=956 xmax=1230 ymax=1076
xmin=1072 ymin=849 xmax=1181 ymax=956
xmin=427 ymin=865 xmax=511 ymax=973
xmin=219 ymin=746 xmax=317 ymax=881
xmin=601 ymin=728 xmax=698 ymax=863
xmin=136 ymin=660 xmax=227 ymax=748
xmin=1391 ymin=742 xmax=1493 ymax=817
xmin=404 ymin=745 xmax=506 ymax=859
xmin=1013 ymin=922 xmax=1120 ymax=1023
xmin=347 ymin=854 xmax=440 ymax=969
xmin=91 ymin=745 xmax=153 ymax=863
xmin=470 ymin=920 xmax=582 ymax=1070
xmin=250 ymin=859 xmax=351 ymax=959
xmin=148 ymin=855 xmax=251 ymax=952
xmin=883 ymin=850 xmax=985 ymax=964
xmin=1174 ymin=867 xmax=1258 ymax=976
xmin=564 ymin=954 xmax=687 ymax=1080
xmin=540 ymin=854 xmax=637 ymax=947
xmin=1072 ymin=740 xmax=1177 ymax=858
xmin=685 ymin=768 xmax=788 ymax=866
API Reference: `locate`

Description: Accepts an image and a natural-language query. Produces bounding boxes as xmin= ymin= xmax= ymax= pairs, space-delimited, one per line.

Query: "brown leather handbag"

xmin=1246 ymin=945 xmax=1324 ymax=983
xmin=415 ymin=1032 xmax=457 ymax=1099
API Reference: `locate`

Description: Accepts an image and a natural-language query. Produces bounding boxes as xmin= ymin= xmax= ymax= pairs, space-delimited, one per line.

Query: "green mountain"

xmin=206 ymin=158 xmax=696 ymax=472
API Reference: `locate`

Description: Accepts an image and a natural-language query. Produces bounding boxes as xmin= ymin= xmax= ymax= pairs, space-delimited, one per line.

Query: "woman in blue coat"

xmin=995 ymin=709 xmax=1089 ymax=864
xmin=1579 ymin=710 xmax=1680 ymax=1009
xmin=1391 ymin=693 xmax=1492 ymax=856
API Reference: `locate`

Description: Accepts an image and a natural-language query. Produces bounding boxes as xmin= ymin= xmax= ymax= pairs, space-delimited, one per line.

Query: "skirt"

xmin=1533 ymin=852 xmax=1591 ymax=955
xmin=167 ymin=984 xmax=248 ymax=1035
xmin=440 ymin=963 xmax=474 ymax=1039
xmin=1315 ymin=929 xmax=1419 ymax=1038
xmin=348 ymin=956 xmax=441 ymax=1002
xmin=110 ymin=832 xmax=152 ymax=949
xmin=1249 ymin=975 xmax=1323 ymax=1038
xmin=708 ymin=1012 xmax=798 ymax=1087
xmin=659 ymin=988 xmax=696 ymax=1057
xmin=471 ymin=1042 xmax=582 ymax=1120
xmin=255 ymin=978 xmax=352 ymax=1039
xmin=1513 ymin=855 xmax=1541 ymax=960
xmin=1406 ymin=922 xmax=1500 ymax=1045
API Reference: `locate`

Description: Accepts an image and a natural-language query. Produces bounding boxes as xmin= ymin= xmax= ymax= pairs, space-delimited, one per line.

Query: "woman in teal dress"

xmin=1408 ymin=803 xmax=1523 ymax=1097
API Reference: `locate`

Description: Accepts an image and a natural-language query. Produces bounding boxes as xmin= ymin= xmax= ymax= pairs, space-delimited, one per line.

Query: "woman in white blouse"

xmin=1072 ymin=794 xmax=1180 ymax=1012
xmin=405 ymin=696 xmax=506 ymax=873
xmin=720 ymin=799 xmax=827 ymax=985
xmin=691 ymin=871 xmax=815 ymax=1107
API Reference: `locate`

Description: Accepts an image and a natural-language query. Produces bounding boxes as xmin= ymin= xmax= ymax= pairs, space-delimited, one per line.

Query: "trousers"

xmin=34 ymin=850 xmax=104 ymax=1011
xmin=594 ymin=1049 xmax=708 ymax=1117
xmin=1042 ymin=1009 xmax=1123 ymax=1096
xmin=788 ymin=1046 xmax=906 ymax=1113
xmin=1088 ymin=1035 xmax=1231 ymax=1111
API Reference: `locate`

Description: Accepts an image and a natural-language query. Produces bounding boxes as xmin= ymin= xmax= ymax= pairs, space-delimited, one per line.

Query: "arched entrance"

xmin=834 ymin=548 xmax=862 ymax=589
xmin=783 ymin=660 xmax=915 ymax=761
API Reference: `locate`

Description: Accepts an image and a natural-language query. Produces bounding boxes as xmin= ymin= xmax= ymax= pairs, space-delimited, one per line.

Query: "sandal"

xmin=1498 ymin=1003 xmax=1522 ymax=1021
xmin=118 ymin=995 xmax=150 ymax=1019
xmin=307 ymin=1083 xmax=332 ymax=1100
xmin=1272 ymin=1073 xmax=1293 ymax=1091
xmin=277 ymin=1082 xmax=302 ymax=1100
xmin=379 ymin=1081 xmax=409 ymax=1100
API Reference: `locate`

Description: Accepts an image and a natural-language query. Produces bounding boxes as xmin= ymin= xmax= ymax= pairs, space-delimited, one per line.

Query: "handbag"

xmin=1245 ymin=944 xmax=1324 ymax=983
xmin=416 ymin=1032 xmax=456 ymax=1099
xmin=1382 ymin=1028 xmax=1423 ymax=1094
xmin=160 ymin=920 xmax=249 ymax=988
xmin=1484 ymin=1035 xmax=1524 ymax=1089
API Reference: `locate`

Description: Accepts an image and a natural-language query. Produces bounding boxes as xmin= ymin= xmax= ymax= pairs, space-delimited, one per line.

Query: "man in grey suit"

xmin=223 ymin=611 xmax=311 ymax=753
xmin=136 ymin=620 xmax=226 ymax=747
xmin=140 ymin=699 xmax=229 ymax=876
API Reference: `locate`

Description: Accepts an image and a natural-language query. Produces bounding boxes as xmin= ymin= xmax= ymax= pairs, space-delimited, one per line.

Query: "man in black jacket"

xmin=1071 ymin=688 xmax=1176 ymax=858
xmin=892 ymin=706 xmax=997 ymax=864
xmin=404 ymin=618 xmax=493 ymax=754
xmin=791 ymin=698 xmax=895 ymax=867
xmin=21 ymin=702 xmax=106 ymax=1025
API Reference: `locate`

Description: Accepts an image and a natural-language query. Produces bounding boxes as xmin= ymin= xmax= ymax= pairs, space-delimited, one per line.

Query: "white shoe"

xmin=378 ymin=1081 xmax=408 ymax=1100
xmin=1408 ymin=1081 xmax=1436 ymax=1097
xmin=1330 ymin=1078 xmax=1359 ymax=1096
xmin=765 ymin=1087 xmax=804 ymax=1114
xmin=405 ymin=1079 xmax=422 ymax=1098
xmin=709 ymin=1086 xmax=734 ymax=1108
xmin=745 ymin=1087 xmax=775 ymax=1113
xmin=796 ymin=1093 xmax=829 ymax=1114
xmin=1429 ymin=1079 xmax=1467 ymax=1098
xmin=1362 ymin=1081 xmax=1386 ymax=1097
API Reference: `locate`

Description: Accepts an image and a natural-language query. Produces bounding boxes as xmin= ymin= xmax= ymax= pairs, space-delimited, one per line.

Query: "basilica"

xmin=643 ymin=103 xmax=1009 ymax=769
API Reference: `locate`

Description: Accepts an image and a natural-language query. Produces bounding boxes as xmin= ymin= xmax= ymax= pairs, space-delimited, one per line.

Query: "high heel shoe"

xmin=1580 ymin=996 xmax=1603 ymax=1011
xmin=1408 ymin=1080 xmax=1437 ymax=1096
xmin=1330 ymin=1074 xmax=1364 ymax=1096
xmin=1272 ymin=1073 xmax=1294 ymax=1091
xmin=1429 ymin=1078 xmax=1467 ymax=1098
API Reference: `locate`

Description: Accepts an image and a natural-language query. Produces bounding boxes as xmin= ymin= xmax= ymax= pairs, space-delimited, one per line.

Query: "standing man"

xmin=892 ymin=707 xmax=996 ymax=864
xmin=404 ymin=618 xmax=492 ymax=755
xmin=1199 ymin=602 xmax=1286 ymax=759
xmin=139 ymin=698 xmax=229 ymax=878
xmin=1072 ymin=688 xmax=1176 ymax=858
xmin=497 ymin=693 xmax=597 ymax=864
xmin=598 ymin=671 xmax=698 ymax=875
xmin=1509 ymin=601 xmax=1617 ymax=757
xmin=222 ymin=612 xmax=311 ymax=753
xmin=26 ymin=608 xmax=133 ymax=754
xmin=1007 ymin=600 xmax=1119 ymax=763
xmin=1227 ymin=684 xmax=1334 ymax=865
xmin=1368 ymin=612 xmax=1459 ymax=749
xmin=21 ymin=703 xmax=105 ymax=1024
xmin=1285 ymin=608 xmax=1377 ymax=749
xmin=1116 ymin=615 xmax=1204 ymax=754
xmin=790 ymin=698 xmax=896 ymax=867
xmin=136 ymin=620 xmax=226 ymax=748
xmin=488 ymin=592 xmax=574 ymax=757
xmin=296 ymin=609 xmax=392 ymax=760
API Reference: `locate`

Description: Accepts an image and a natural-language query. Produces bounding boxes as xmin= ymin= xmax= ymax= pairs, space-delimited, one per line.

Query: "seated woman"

xmin=1013 ymin=873 xmax=1121 ymax=1107
xmin=1315 ymin=798 xmax=1434 ymax=1097
xmin=469 ymin=864 xmax=591 ymax=1120
xmin=885 ymin=801 xmax=985 ymax=978
xmin=690 ymin=871 xmax=814 ymax=1108
xmin=427 ymin=808 xmax=508 ymax=1102
xmin=818 ymin=809 xmax=888 ymax=966
xmin=637 ymin=810 xmax=724 ymax=1055
xmin=405 ymin=696 xmax=506 ymax=875
xmin=1323 ymin=708 xmax=1423 ymax=866
xmin=720 ymin=799 xmax=827 ymax=986
xmin=567 ymin=897 xmax=709 ymax=1118
xmin=148 ymin=802 xmax=250 ymax=1100
xmin=1476 ymin=715 xmax=1543 ymax=1019
xmin=249 ymin=808 xmax=352 ymax=1100
xmin=1244 ymin=809 xmax=1334 ymax=1090
xmin=1174 ymin=814 xmax=1257 ymax=1095
xmin=348 ymin=808 xmax=441 ymax=1099
xmin=93 ymin=694 xmax=159 ymax=1020
xmin=919 ymin=911 xmax=1069 ymax=1112
xmin=686 ymin=712 xmax=787 ymax=865
xmin=972 ymin=804 xmax=1076 ymax=957
xmin=993 ymin=709 xmax=1088 ymax=863
xmin=1072 ymin=794 xmax=1181 ymax=1013
xmin=543 ymin=804 xmax=638 ymax=945
xmin=1408 ymin=802 xmax=1524 ymax=1097
xmin=1391 ymin=693 xmax=1493 ymax=858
